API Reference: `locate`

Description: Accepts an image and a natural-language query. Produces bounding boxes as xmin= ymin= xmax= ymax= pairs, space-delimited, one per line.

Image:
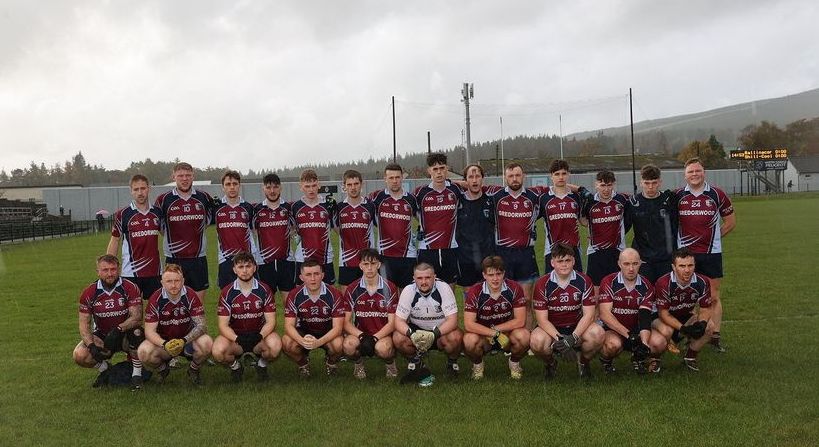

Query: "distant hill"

xmin=570 ymin=87 xmax=819 ymax=152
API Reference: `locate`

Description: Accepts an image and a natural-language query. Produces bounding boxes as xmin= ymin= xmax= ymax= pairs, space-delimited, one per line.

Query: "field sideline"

xmin=0 ymin=194 xmax=817 ymax=446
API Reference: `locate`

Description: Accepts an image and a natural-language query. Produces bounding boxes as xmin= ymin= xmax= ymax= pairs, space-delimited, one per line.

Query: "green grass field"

xmin=1 ymin=194 xmax=818 ymax=446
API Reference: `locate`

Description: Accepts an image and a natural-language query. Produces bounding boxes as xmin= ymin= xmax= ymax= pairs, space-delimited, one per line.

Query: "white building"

xmin=784 ymin=156 xmax=819 ymax=192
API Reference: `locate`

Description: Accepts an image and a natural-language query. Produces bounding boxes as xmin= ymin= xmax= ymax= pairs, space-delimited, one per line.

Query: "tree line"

xmin=2 ymin=118 xmax=817 ymax=187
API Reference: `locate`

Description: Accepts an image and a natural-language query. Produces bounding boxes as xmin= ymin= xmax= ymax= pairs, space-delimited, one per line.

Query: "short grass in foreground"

xmin=0 ymin=194 xmax=817 ymax=446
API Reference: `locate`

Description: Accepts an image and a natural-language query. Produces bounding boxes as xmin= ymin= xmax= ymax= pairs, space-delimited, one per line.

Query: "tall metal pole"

xmin=427 ymin=131 xmax=431 ymax=154
xmin=629 ymin=88 xmax=637 ymax=195
xmin=559 ymin=114 xmax=564 ymax=159
xmin=392 ymin=96 xmax=397 ymax=163
xmin=499 ymin=116 xmax=505 ymax=172
xmin=462 ymin=83 xmax=473 ymax=165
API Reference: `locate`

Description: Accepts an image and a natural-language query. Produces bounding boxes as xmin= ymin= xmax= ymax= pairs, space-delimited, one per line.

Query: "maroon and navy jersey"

xmin=463 ymin=278 xmax=527 ymax=328
xmin=144 ymin=286 xmax=205 ymax=340
xmin=539 ymin=188 xmax=584 ymax=254
xmin=79 ymin=278 xmax=142 ymax=335
xmin=335 ymin=199 xmax=375 ymax=267
xmin=582 ymin=193 xmax=630 ymax=254
xmin=598 ymin=272 xmax=654 ymax=330
xmin=675 ymin=183 xmax=734 ymax=254
xmin=155 ymin=188 xmax=213 ymax=259
xmin=654 ymin=271 xmax=712 ymax=321
xmin=217 ymin=278 xmax=275 ymax=335
xmin=490 ymin=187 xmax=541 ymax=248
xmin=414 ymin=182 xmax=463 ymax=250
xmin=291 ymin=199 xmax=334 ymax=264
xmin=284 ymin=283 xmax=345 ymax=336
xmin=369 ymin=190 xmax=418 ymax=258
xmin=212 ymin=199 xmax=256 ymax=264
xmin=111 ymin=203 xmax=163 ymax=277
xmin=533 ymin=270 xmax=595 ymax=328
xmin=343 ymin=276 xmax=398 ymax=335
xmin=252 ymin=199 xmax=293 ymax=263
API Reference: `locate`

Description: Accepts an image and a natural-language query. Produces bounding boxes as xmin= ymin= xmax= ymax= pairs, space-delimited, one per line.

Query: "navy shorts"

xmin=694 ymin=253 xmax=723 ymax=279
xmin=457 ymin=258 xmax=483 ymax=288
xmin=495 ymin=246 xmax=539 ymax=283
xmin=217 ymin=260 xmax=238 ymax=289
xmin=418 ymin=248 xmax=460 ymax=284
xmin=337 ymin=266 xmax=363 ymax=286
xmin=545 ymin=245 xmax=583 ymax=273
xmin=258 ymin=259 xmax=296 ymax=292
xmin=639 ymin=260 xmax=672 ymax=283
xmin=586 ymin=248 xmax=621 ymax=285
xmin=166 ymin=256 xmax=209 ymax=291
xmin=123 ymin=276 xmax=161 ymax=300
xmin=382 ymin=256 xmax=416 ymax=289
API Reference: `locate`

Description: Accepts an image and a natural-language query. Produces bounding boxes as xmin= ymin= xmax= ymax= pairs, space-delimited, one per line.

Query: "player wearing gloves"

xmin=393 ymin=263 xmax=463 ymax=386
xmin=73 ymin=255 xmax=145 ymax=390
xmin=341 ymin=249 xmax=399 ymax=379
xmin=462 ymin=256 xmax=529 ymax=380
xmin=281 ymin=261 xmax=345 ymax=377
xmin=597 ymin=249 xmax=666 ymax=374
xmin=530 ymin=243 xmax=603 ymax=379
xmin=653 ymin=248 xmax=715 ymax=372
xmin=138 ymin=264 xmax=213 ymax=385
xmin=211 ymin=253 xmax=281 ymax=382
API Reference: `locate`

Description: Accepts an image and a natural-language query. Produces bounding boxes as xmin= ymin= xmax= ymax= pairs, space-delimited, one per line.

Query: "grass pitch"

xmin=0 ymin=194 xmax=817 ymax=446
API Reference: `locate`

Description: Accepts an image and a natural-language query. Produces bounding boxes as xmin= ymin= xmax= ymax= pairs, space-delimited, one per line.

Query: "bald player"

xmin=597 ymin=249 xmax=665 ymax=374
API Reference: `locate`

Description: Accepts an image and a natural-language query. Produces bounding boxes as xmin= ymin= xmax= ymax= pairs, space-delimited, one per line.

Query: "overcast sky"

xmin=1 ymin=0 xmax=817 ymax=174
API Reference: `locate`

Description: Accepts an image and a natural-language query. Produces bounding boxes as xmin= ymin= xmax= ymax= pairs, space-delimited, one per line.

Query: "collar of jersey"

xmin=684 ymin=182 xmax=712 ymax=194
xmin=262 ymin=198 xmax=284 ymax=209
xmin=549 ymin=269 xmax=577 ymax=284
xmin=481 ymin=279 xmax=509 ymax=295
xmin=426 ymin=180 xmax=450 ymax=192
xmin=220 ymin=196 xmax=246 ymax=206
xmin=302 ymin=282 xmax=328 ymax=298
xmin=615 ymin=271 xmax=643 ymax=289
xmin=415 ymin=280 xmax=441 ymax=297
xmin=343 ymin=197 xmax=367 ymax=206
xmin=96 ymin=278 xmax=123 ymax=292
xmin=232 ymin=278 xmax=259 ymax=292
xmin=172 ymin=187 xmax=197 ymax=197
xmin=162 ymin=286 xmax=188 ymax=302
xmin=358 ymin=276 xmax=385 ymax=290
xmin=670 ymin=270 xmax=698 ymax=288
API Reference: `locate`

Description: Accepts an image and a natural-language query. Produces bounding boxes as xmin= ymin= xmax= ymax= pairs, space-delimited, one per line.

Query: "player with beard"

xmin=73 ymin=255 xmax=145 ymax=389
xmin=597 ymin=248 xmax=666 ymax=374
xmin=138 ymin=264 xmax=213 ymax=386
xmin=107 ymin=174 xmax=163 ymax=299
xmin=212 ymin=253 xmax=281 ymax=382
xmin=489 ymin=163 xmax=542 ymax=328
xmin=253 ymin=173 xmax=297 ymax=296
xmin=653 ymin=248 xmax=715 ymax=372
xmin=154 ymin=162 xmax=215 ymax=302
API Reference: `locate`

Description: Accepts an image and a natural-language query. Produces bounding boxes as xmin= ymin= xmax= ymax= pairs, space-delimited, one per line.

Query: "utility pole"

xmin=392 ymin=96 xmax=397 ymax=163
xmin=427 ymin=131 xmax=431 ymax=154
xmin=499 ymin=116 xmax=505 ymax=172
xmin=461 ymin=83 xmax=474 ymax=165
xmin=629 ymin=88 xmax=637 ymax=195
xmin=559 ymin=114 xmax=564 ymax=159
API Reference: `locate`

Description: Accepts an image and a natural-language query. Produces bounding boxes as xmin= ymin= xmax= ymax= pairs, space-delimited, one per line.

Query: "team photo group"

xmin=73 ymin=152 xmax=736 ymax=389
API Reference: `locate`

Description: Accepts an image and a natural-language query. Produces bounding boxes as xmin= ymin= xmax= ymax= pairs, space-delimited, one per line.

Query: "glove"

xmin=410 ymin=330 xmax=435 ymax=353
xmin=633 ymin=342 xmax=651 ymax=361
xmin=236 ymin=333 xmax=263 ymax=353
xmin=163 ymin=338 xmax=186 ymax=357
xmin=551 ymin=333 xmax=580 ymax=362
xmin=679 ymin=320 xmax=707 ymax=340
xmin=88 ymin=343 xmax=111 ymax=362
xmin=358 ymin=334 xmax=377 ymax=357
xmin=487 ymin=331 xmax=511 ymax=351
xmin=103 ymin=326 xmax=125 ymax=352
xmin=126 ymin=328 xmax=145 ymax=350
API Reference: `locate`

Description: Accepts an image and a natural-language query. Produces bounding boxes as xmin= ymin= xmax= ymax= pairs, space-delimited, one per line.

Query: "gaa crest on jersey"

xmin=195 ymin=203 xmax=202 ymax=211
xmin=705 ymin=199 xmax=713 ymax=207
xmin=320 ymin=211 xmax=327 ymax=219
xmin=524 ymin=201 xmax=530 ymax=208
xmin=393 ymin=204 xmax=399 ymax=211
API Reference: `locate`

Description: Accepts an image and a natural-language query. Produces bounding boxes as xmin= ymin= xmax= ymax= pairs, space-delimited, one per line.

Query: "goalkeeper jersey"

xmin=396 ymin=279 xmax=458 ymax=330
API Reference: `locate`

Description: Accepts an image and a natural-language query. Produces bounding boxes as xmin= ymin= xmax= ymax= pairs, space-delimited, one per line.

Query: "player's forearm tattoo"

xmin=184 ymin=315 xmax=207 ymax=343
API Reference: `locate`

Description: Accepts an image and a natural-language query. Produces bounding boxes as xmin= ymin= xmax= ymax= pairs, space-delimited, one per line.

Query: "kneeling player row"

xmin=74 ymin=244 xmax=714 ymax=388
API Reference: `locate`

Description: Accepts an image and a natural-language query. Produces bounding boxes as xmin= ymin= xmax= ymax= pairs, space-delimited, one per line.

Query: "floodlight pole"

xmin=392 ymin=96 xmax=397 ymax=163
xmin=500 ymin=116 xmax=505 ymax=173
xmin=630 ymin=88 xmax=637 ymax=195
xmin=461 ymin=83 xmax=473 ymax=165
xmin=559 ymin=114 xmax=564 ymax=159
